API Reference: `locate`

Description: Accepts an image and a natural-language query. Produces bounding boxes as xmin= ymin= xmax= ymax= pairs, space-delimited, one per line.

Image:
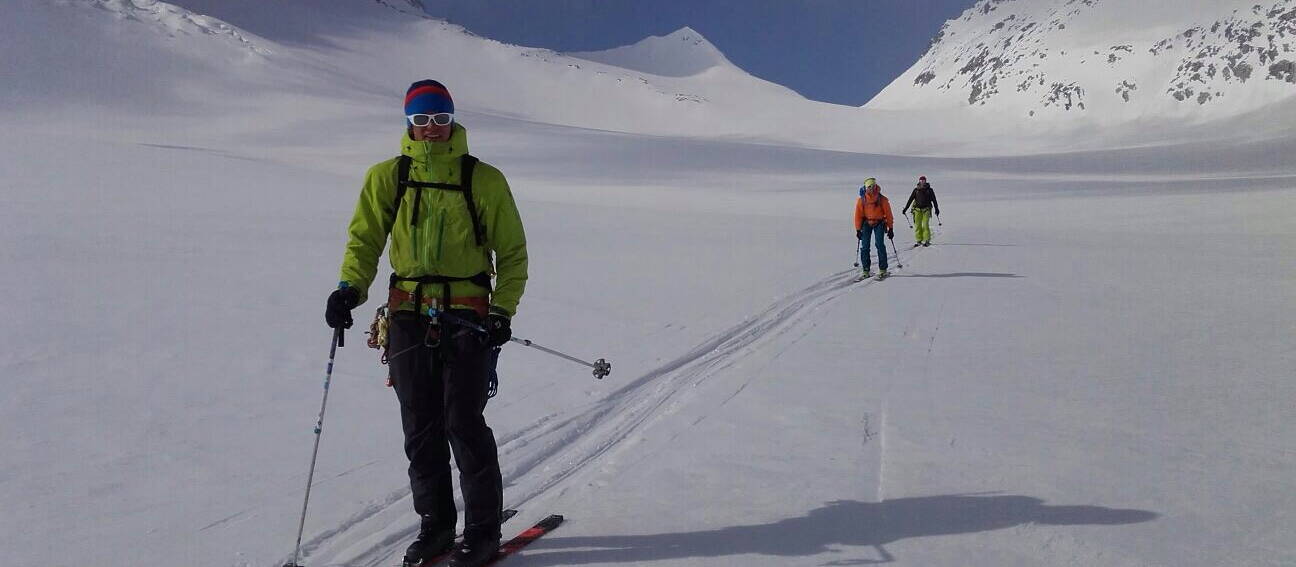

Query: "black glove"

xmin=886 ymin=228 xmax=895 ymax=239
xmin=935 ymin=209 xmax=941 ymax=216
xmin=856 ymin=229 xmax=863 ymax=240
xmin=485 ymin=310 xmax=512 ymax=347
xmin=325 ymin=287 xmax=360 ymax=329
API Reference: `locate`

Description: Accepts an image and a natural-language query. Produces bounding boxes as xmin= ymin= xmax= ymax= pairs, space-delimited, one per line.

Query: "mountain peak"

xmin=666 ymin=25 xmax=702 ymax=39
xmin=571 ymin=26 xmax=735 ymax=77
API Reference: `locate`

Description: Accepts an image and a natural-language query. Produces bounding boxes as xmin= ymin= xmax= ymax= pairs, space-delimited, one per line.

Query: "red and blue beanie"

xmin=404 ymin=79 xmax=454 ymax=119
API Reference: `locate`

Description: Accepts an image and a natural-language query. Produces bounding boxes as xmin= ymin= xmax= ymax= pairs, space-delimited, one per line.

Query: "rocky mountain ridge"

xmin=868 ymin=0 xmax=1296 ymax=120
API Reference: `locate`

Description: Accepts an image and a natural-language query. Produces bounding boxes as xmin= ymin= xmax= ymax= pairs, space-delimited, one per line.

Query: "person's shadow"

xmin=520 ymin=494 xmax=1157 ymax=565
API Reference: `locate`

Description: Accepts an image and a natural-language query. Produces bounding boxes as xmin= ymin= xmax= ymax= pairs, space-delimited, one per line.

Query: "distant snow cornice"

xmin=375 ymin=0 xmax=434 ymax=20
xmin=60 ymin=0 xmax=271 ymax=55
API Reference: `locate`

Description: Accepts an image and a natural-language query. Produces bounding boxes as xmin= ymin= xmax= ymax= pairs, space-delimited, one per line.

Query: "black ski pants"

xmin=388 ymin=310 xmax=502 ymax=544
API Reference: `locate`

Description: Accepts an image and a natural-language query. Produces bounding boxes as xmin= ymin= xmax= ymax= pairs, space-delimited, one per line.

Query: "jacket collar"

xmin=401 ymin=122 xmax=468 ymax=164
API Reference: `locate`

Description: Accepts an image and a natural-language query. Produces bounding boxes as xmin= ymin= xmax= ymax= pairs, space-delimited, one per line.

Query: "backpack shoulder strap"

xmin=390 ymin=154 xmax=484 ymax=244
xmin=394 ymin=154 xmax=411 ymax=217
xmin=460 ymin=154 xmax=485 ymax=246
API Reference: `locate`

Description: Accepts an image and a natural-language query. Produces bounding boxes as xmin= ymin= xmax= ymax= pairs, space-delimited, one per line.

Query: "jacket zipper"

xmin=434 ymin=208 xmax=446 ymax=263
xmin=409 ymin=191 xmax=421 ymax=268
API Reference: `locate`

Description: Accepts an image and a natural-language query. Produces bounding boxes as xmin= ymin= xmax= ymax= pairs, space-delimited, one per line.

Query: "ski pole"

xmin=285 ymin=327 xmax=344 ymax=567
xmin=853 ymin=236 xmax=862 ymax=267
xmin=887 ymin=234 xmax=904 ymax=269
xmin=427 ymin=308 xmax=612 ymax=379
xmin=904 ymin=211 xmax=913 ymax=229
xmin=511 ymin=337 xmax=612 ymax=379
xmin=936 ymin=212 xmax=942 ymax=226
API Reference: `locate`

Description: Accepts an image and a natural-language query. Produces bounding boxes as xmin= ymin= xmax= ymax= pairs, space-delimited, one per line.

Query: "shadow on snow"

xmin=931 ymin=243 xmax=1018 ymax=247
xmin=523 ymin=494 xmax=1157 ymax=565
xmin=891 ymin=272 xmax=1023 ymax=279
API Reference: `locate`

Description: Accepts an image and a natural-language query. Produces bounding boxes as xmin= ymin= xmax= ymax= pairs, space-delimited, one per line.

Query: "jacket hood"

xmin=401 ymin=122 xmax=468 ymax=163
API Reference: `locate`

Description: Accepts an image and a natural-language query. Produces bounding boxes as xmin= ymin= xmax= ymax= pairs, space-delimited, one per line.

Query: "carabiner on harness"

xmin=424 ymin=309 xmax=443 ymax=349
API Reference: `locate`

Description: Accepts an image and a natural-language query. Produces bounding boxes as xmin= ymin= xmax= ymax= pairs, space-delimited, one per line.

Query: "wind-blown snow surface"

xmin=2 ymin=1 xmax=1295 ymax=566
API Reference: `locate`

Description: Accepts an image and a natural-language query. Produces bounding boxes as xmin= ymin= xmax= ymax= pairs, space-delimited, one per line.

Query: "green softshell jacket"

xmin=339 ymin=123 xmax=528 ymax=315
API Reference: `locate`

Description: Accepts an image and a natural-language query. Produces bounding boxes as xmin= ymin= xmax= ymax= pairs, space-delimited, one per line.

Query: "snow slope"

xmin=1 ymin=0 xmax=271 ymax=112
xmin=2 ymin=2 xmax=1294 ymax=567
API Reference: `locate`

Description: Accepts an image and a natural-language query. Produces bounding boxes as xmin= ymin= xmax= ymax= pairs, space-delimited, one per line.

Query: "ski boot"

xmin=403 ymin=515 xmax=454 ymax=567
xmin=922 ymin=241 xmax=931 ymax=247
xmin=857 ymin=269 xmax=871 ymax=281
xmin=876 ymin=269 xmax=889 ymax=281
xmin=447 ymin=536 xmax=501 ymax=567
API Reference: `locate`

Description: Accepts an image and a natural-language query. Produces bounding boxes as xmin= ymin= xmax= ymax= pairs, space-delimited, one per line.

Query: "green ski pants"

xmin=912 ymin=207 xmax=932 ymax=243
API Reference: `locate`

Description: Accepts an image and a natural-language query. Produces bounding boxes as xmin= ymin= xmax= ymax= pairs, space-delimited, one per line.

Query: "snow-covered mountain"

xmin=6 ymin=0 xmax=815 ymax=146
xmin=570 ymin=26 xmax=737 ymax=78
xmin=21 ymin=0 xmax=1289 ymax=157
xmin=566 ymin=26 xmax=802 ymax=106
xmin=6 ymin=0 xmax=1078 ymax=158
xmin=867 ymin=0 xmax=1296 ymax=126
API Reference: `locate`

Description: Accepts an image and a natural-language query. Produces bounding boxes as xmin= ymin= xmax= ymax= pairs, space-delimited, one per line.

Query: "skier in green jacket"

xmin=325 ymin=79 xmax=527 ymax=567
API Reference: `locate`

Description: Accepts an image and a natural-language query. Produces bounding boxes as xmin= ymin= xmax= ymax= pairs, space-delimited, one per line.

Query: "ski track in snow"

xmin=293 ymin=237 xmax=941 ymax=567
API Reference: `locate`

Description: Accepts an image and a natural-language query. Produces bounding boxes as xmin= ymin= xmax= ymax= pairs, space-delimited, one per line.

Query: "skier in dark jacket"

xmin=901 ymin=175 xmax=940 ymax=247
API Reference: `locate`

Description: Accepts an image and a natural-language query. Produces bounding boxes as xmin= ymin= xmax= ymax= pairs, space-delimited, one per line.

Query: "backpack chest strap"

xmin=394 ymin=154 xmax=485 ymax=246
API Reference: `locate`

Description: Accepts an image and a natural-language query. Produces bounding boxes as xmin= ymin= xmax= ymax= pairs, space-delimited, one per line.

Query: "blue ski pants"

xmin=860 ymin=222 xmax=888 ymax=272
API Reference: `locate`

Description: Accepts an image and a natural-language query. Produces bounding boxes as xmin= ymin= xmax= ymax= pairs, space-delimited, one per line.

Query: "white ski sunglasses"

xmin=406 ymin=113 xmax=454 ymax=127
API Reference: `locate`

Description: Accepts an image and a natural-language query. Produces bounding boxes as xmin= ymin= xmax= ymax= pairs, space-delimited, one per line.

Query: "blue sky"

xmin=418 ymin=0 xmax=978 ymax=106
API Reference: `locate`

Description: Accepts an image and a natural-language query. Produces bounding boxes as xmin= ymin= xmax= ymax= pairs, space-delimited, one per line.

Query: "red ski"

xmin=484 ymin=514 xmax=564 ymax=565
